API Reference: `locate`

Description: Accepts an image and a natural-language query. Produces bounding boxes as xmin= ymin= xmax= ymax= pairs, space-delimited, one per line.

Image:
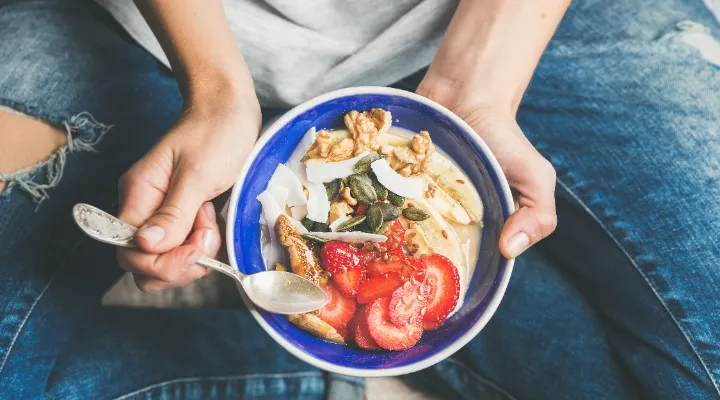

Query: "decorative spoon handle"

xmin=72 ymin=203 xmax=244 ymax=280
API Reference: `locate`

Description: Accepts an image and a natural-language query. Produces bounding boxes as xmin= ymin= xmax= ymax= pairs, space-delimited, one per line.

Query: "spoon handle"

xmin=72 ymin=203 xmax=244 ymax=281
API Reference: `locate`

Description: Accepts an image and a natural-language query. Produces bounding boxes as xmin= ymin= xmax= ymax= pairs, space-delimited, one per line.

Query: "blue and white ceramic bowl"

xmin=226 ymin=87 xmax=515 ymax=377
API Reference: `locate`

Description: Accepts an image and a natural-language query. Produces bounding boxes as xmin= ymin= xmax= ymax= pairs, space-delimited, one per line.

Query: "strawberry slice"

xmin=332 ymin=267 xmax=366 ymax=298
xmin=367 ymin=253 xmax=426 ymax=280
xmin=356 ymin=272 xmax=404 ymax=304
xmin=357 ymin=249 xmax=380 ymax=266
xmin=422 ymin=319 xmax=444 ymax=331
xmin=353 ymin=306 xmax=380 ymax=350
xmin=337 ymin=319 xmax=354 ymax=342
xmin=355 ymin=203 xmax=368 ymax=215
xmin=366 ymin=297 xmax=423 ymax=350
xmin=318 ymin=283 xmax=356 ymax=329
xmin=321 ymin=242 xmax=361 ymax=276
xmin=389 ymin=280 xmax=429 ymax=326
xmin=422 ymin=254 xmax=460 ymax=324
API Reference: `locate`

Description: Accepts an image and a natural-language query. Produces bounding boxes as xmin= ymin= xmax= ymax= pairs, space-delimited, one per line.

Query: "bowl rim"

xmin=226 ymin=86 xmax=515 ymax=377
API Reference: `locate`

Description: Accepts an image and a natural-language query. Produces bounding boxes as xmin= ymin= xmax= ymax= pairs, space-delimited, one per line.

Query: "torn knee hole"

xmin=0 ymin=108 xmax=112 ymax=203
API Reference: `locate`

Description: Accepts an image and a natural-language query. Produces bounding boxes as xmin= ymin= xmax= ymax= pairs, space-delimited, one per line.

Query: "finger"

xmin=500 ymin=161 xmax=557 ymax=259
xmin=117 ymin=243 xmax=204 ymax=282
xmin=117 ymin=157 xmax=169 ymax=229
xmin=192 ymin=202 xmax=222 ymax=259
xmin=135 ymin=165 xmax=208 ymax=253
xmin=117 ymin=204 xmax=221 ymax=291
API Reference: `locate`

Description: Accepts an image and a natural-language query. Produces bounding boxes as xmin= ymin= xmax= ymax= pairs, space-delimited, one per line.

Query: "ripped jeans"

xmin=1 ymin=0 xmax=719 ymax=399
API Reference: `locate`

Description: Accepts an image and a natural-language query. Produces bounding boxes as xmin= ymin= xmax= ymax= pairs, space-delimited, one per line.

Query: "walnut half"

xmin=380 ymin=131 xmax=435 ymax=177
xmin=344 ymin=108 xmax=392 ymax=156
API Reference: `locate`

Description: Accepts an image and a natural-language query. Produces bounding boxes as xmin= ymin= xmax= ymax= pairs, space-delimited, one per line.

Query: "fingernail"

xmin=506 ymin=232 xmax=530 ymax=258
xmin=204 ymin=202 xmax=217 ymax=223
xmin=137 ymin=225 xmax=165 ymax=246
xmin=202 ymin=230 xmax=216 ymax=255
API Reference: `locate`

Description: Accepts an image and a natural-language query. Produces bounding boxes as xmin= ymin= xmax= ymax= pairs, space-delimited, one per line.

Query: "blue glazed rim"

xmin=227 ymin=87 xmax=515 ymax=377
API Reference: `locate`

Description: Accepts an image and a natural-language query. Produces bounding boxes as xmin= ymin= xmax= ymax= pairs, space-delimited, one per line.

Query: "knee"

xmin=0 ymin=108 xmax=67 ymax=194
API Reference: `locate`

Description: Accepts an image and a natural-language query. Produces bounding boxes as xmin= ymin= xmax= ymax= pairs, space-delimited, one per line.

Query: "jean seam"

xmin=555 ymin=177 xmax=720 ymax=397
xmin=0 ymin=235 xmax=86 ymax=378
xmin=111 ymin=372 xmax=325 ymax=400
xmin=443 ymin=358 xmax=518 ymax=400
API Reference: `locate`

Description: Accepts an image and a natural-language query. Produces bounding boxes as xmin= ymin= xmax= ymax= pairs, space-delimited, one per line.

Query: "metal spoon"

xmin=72 ymin=203 xmax=327 ymax=314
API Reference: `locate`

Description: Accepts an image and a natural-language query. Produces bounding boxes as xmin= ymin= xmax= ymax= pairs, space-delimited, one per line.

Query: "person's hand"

xmin=416 ymin=79 xmax=557 ymax=259
xmin=117 ymin=94 xmax=261 ymax=292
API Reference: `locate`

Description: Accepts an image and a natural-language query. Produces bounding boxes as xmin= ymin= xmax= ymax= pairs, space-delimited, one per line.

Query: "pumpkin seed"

xmin=301 ymin=234 xmax=330 ymax=244
xmin=366 ymin=204 xmax=384 ymax=232
xmin=324 ymin=178 xmax=342 ymax=201
xmin=372 ymin=180 xmax=388 ymax=201
xmin=377 ymin=202 xmax=400 ymax=221
xmin=301 ymin=217 xmax=315 ymax=231
xmin=336 ymin=215 xmax=367 ymax=232
xmin=387 ymin=191 xmax=405 ymax=207
xmin=375 ymin=221 xmax=391 ymax=235
xmin=346 ymin=173 xmax=373 ymax=187
xmin=402 ymin=207 xmax=430 ymax=221
xmin=313 ymin=222 xmax=330 ymax=232
xmin=352 ymin=153 xmax=383 ymax=174
xmin=348 ymin=175 xmax=377 ymax=205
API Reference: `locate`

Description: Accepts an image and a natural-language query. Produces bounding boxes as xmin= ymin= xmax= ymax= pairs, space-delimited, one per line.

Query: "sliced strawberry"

xmin=422 ymin=318 xmax=444 ymax=331
xmin=355 ymin=203 xmax=368 ymax=215
xmin=337 ymin=320 xmax=354 ymax=342
xmin=366 ymin=253 xmax=426 ymax=280
xmin=357 ymin=249 xmax=380 ymax=266
xmin=332 ymin=267 xmax=366 ymax=298
xmin=389 ymin=280 xmax=429 ymax=326
xmin=320 ymin=242 xmax=361 ymax=276
xmin=318 ymin=283 xmax=356 ymax=329
xmin=356 ymin=272 xmax=404 ymax=304
xmin=353 ymin=306 xmax=380 ymax=350
xmin=366 ymin=297 xmax=423 ymax=350
xmin=422 ymin=254 xmax=460 ymax=324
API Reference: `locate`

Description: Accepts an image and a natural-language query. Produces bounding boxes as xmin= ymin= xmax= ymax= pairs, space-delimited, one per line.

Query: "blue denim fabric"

xmin=0 ymin=0 xmax=718 ymax=399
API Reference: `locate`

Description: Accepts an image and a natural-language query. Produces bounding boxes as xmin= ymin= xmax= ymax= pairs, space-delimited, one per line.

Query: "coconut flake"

xmin=289 ymin=218 xmax=309 ymax=234
xmin=288 ymin=127 xmax=316 ymax=181
xmin=257 ymin=190 xmax=308 ymax=233
xmin=371 ymin=159 xmax=422 ymax=199
xmin=305 ymin=182 xmax=330 ymax=223
xmin=305 ymin=151 xmax=370 ymax=183
xmin=305 ymin=231 xmax=388 ymax=243
xmin=269 ymin=164 xmax=307 ymax=206
xmin=290 ymin=204 xmax=308 ymax=220
xmin=329 ymin=215 xmax=352 ymax=232
xmin=266 ymin=182 xmax=289 ymax=209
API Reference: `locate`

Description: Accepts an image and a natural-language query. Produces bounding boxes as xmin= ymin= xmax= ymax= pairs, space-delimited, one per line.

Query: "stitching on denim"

xmin=0 ymin=235 xmax=83 ymax=378
xmin=0 ymin=275 xmax=55 ymax=377
xmin=112 ymin=372 xmax=325 ymax=400
xmin=441 ymin=358 xmax=518 ymax=400
xmin=555 ymin=178 xmax=720 ymax=397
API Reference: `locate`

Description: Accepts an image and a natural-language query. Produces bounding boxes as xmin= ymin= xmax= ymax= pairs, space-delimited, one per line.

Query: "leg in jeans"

xmin=0 ymin=2 xmax=358 ymax=398
xmin=401 ymin=0 xmax=720 ymax=398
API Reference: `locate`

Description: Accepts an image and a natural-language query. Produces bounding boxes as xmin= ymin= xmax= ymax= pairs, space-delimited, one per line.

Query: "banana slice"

xmin=400 ymin=197 xmax=466 ymax=289
xmin=420 ymin=175 xmax=471 ymax=225
xmin=425 ymin=153 xmax=484 ymax=226
xmin=288 ymin=313 xmax=345 ymax=344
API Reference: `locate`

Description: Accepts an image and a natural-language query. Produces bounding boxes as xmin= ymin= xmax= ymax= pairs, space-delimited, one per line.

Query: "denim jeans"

xmin=1 ymin=0 xmax=719 ymax=399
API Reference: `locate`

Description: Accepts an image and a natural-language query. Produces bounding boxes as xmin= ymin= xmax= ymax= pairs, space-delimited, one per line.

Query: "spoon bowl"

xmin=72 ymin=203 xmax=327 ymax=315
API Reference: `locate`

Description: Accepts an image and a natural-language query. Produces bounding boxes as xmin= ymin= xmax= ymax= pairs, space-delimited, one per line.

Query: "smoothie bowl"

xmin=226 ymin=87 xmax=514 ymax=377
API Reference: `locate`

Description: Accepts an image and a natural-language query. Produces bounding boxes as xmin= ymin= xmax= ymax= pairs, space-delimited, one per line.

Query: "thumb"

xmin=135 ymin=172 xmax=207 ymax=253
xmin=500 ymin=203 xmax=557 ymax=259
